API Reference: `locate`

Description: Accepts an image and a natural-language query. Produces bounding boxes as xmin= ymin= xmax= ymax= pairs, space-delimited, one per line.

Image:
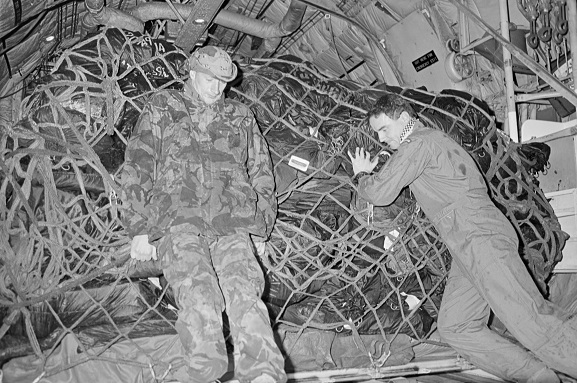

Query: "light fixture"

xmin=45 ymin=35 xmax=55 ymax=42
xmin=194 ymin=18 xmax=206 ymax=24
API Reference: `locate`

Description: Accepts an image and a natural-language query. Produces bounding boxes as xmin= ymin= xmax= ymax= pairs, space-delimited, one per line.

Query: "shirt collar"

xmin=399 ymin=117 xmax=417 ymax=143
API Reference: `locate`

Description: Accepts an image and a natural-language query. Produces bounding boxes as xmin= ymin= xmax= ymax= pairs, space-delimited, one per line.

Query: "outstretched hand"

xmin=251 ymin=235 xmax=267 ymax=257
xmin=347 ymin=147 xmax=379 ymax=175
xmin=254 ymin=241 xmax=266 ymax=257
xmin=130 ymin=234 xmax=157 ymax=261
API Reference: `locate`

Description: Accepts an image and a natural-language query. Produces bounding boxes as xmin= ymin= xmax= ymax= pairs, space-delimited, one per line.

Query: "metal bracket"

xmin=174 ymin=0 xmax=225 ymax=53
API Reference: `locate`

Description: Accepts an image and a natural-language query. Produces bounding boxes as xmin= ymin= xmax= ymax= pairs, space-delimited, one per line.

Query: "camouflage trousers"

xmin=159 ymin=228 xmax=287 ymax=383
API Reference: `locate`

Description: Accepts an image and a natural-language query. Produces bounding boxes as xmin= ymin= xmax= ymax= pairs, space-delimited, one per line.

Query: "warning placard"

xmin=412 ymin=50 xmax=439 ymax=72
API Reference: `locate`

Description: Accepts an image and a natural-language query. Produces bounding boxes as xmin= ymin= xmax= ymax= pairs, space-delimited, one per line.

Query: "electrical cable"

xmin=0 ymin=86 xmax=24 ymax=99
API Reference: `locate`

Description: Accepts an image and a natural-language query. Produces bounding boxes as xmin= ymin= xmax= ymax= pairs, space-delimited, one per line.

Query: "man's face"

xmin=190 ymin=70 xmax=227 ymax=105
xmin=369 ymin=111 xmax=409 ymax=150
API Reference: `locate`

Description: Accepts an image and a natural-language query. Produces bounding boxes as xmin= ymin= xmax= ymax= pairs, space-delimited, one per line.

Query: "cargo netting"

xmin=0 ymin=27 xmax=567 ymax=381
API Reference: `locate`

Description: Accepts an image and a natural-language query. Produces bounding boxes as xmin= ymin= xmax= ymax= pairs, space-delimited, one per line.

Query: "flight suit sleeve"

xmin=118 ymin=97 xmax=164 ymax=239
xmin=358 ymin=138 xmax=430 ymax=206
xmin=246 ymin=111 xmax=277 ymax=239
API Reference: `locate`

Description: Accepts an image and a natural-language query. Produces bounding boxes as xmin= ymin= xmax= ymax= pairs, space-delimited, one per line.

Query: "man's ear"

xmin=189 ymin=70 xmax=195 ymax=80
xmin=399 ymin=111 xmax=411 ymax=124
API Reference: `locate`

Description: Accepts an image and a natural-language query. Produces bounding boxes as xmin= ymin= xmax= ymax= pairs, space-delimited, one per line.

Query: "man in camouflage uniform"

xmin=119 ymin=46 xmax=286 ymax=383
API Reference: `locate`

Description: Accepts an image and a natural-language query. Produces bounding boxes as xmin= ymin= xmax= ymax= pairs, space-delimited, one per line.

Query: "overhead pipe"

xmin=81 ymin=0 xmax=144 ymax=35
xmin=230 ymin=0 xmax=277 ymax=55
xmin=80 ymin=0 xmax=306 ymax=55
xmin=255 ymin=36 xmax=283 ymax=58
xmin=222 ymin=0 xmax=306 ymax=57
xmin=129 ymin=0 xmax=307 ymax=56
xmin=129 ymin=1 xmax=306 ymax=38
xmin=78 ymin=0 xmax=400 ymax=83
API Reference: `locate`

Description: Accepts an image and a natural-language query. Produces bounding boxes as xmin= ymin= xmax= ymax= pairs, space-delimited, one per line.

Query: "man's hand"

xmin=347 ymin=147 xmax=379 ymax=175
xmin=251 ymin=235 xmax=267 ymax=257
xmin=130 ymin=234 xmax=157 ymax=261
xmin=254 ymin=241 xmax=266 ymax=257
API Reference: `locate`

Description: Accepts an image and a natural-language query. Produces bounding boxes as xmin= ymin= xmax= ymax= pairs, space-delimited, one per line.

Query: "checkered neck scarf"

xmin=400 ymin=117 xmax=417 ymax=143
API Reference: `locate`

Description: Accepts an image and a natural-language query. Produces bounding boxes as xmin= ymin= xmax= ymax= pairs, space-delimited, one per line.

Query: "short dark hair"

xmin=367 ymin=93 xmax=417 ymax=120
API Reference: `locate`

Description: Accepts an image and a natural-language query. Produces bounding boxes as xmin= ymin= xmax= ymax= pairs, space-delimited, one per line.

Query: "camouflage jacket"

xmin=119 ymin=83 xmax=277 ymax=242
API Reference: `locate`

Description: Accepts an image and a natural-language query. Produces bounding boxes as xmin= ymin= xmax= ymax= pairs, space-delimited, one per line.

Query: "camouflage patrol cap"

xmin=188 ymin=46 xmax=238 ymax=82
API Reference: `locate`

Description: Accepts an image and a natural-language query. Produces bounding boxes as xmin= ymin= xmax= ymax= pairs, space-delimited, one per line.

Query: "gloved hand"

xmin=130 ymin=234 xmax=157 ymax=261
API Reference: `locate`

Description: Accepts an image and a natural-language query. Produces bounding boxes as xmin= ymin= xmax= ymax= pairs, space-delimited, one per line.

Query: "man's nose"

xmin=212 ymin=80 xmax=224 ymax=93
xmin=378 ymin=131 xmax=386 ymax=142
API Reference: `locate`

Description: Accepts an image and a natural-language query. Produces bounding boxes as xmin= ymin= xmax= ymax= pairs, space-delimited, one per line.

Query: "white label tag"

xmin=288 ymin=155 xmax=310 ymax=172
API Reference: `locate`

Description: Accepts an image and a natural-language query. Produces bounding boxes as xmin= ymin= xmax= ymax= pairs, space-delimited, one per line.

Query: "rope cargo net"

xmin=0 ymin=28 xmax=568 ymax=381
